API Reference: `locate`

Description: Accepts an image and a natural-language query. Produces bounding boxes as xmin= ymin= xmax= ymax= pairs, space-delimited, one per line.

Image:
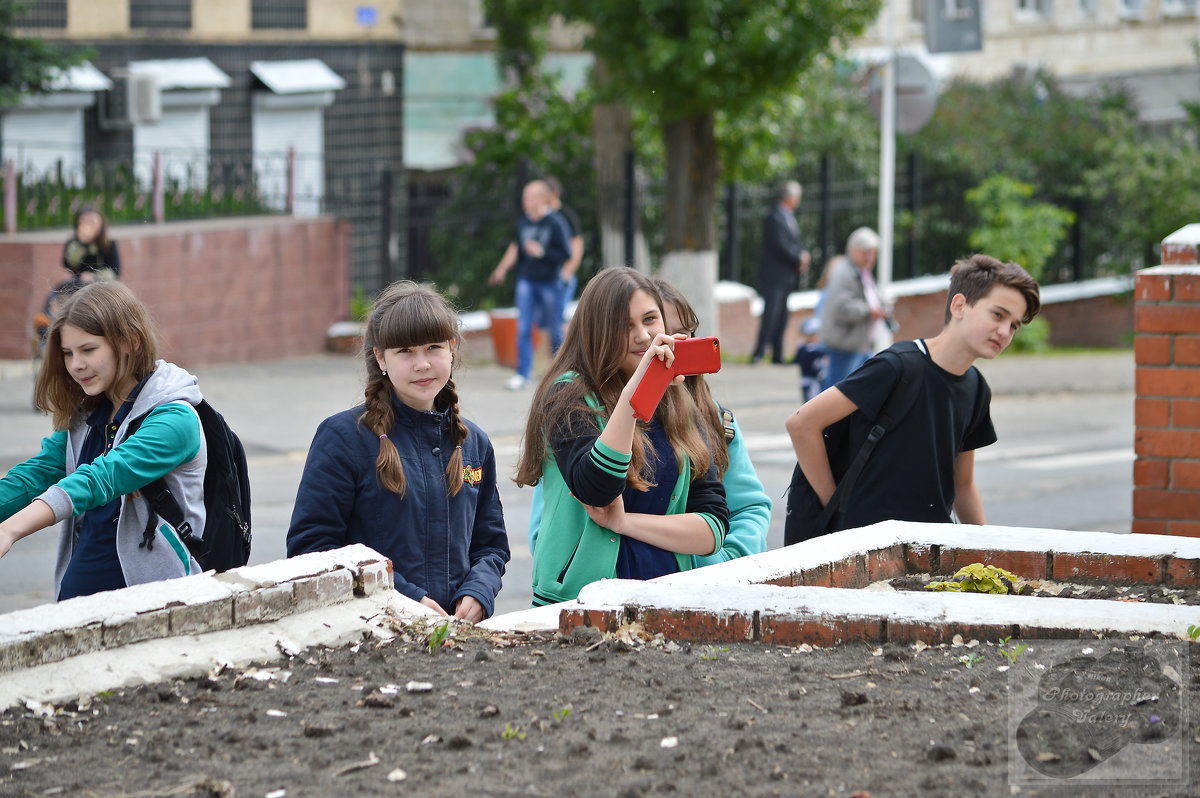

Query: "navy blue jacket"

xmin=516 ymin=212 xmax=572 ymax=282
xmin=287 ymin=399 xmax=510 ymax=617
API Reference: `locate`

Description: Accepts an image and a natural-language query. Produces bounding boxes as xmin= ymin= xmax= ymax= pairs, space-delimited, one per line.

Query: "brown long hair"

xmin=362 ymin=280 xmax=468 ymax=497
xmin=514 ymin=267 xmax=712 ymax=490
xmin=652 ymin=279 xmax=729 ymax=477
xmin=74 ymin=206 xmax=112 ymax=253
xmin=34 ymin=281 xmax=158 ymax=430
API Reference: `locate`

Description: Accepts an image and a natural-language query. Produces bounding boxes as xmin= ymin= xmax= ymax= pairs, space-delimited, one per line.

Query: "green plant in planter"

xmin=999 ymin=641 xmax=1029 ymax=665
xmin=349 ymin=284 xmax=372 ymax=322
xmin=925 ymin=563 xmax=1020 ymax=595
xmin=426 ymin=620 xmax=450 ymax=653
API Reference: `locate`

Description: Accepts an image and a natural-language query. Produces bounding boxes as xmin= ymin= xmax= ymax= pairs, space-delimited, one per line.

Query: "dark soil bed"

xmin=1 ymin=629 xmax=1196 ymax=798
xmin=889 ymin=575 xmax=1200 ymax=605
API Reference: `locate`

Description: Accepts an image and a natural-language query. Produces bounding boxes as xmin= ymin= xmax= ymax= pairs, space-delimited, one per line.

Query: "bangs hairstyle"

xmin=515 ymin=267 xmax=714 ymax=489
xmin=653 ymin=279 xmax=729 ymax=477
xmin=367 ymin=281 xmax=462 ymax=353
xmin=944 ymin=254 xmax=1041 ymax=325
xmin=361 ymin=280 xmax=468 ymax=497
xmin=35 ymin=281 xmax=159 ymax=430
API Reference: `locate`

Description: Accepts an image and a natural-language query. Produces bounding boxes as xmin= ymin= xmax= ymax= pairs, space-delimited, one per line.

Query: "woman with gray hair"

xmin=817 ymin=226 xmax=889 ymax=390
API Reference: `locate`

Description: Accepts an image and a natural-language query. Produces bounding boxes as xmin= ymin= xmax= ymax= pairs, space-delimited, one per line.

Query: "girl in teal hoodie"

xmin=516 ymin=267 xmax=730 ymax=606
xmin=526 ymin=279 xmax=772 ymax=567
xmin=0 ymin=282 xmax=206 ymax=600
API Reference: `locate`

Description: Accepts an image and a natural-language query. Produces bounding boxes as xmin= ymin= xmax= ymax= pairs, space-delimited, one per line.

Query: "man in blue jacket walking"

xmin=489 ymin=180 xmax=573 ymax=390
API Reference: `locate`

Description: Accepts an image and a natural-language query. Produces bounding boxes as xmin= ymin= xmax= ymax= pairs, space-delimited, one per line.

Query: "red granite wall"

xmin=0 ymin=216 xmax=350 ymax=366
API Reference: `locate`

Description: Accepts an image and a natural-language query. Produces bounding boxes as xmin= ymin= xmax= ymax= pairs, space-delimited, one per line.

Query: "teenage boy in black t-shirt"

xmin=784 ymin=254 xmax=1041 ymax=530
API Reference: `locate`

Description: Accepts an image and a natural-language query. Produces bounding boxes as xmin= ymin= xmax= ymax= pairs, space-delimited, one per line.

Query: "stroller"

xmin=32 ymin=277 xmax=87 ymax=359
xmin=31 ymin=277 xmax=88 ymax=409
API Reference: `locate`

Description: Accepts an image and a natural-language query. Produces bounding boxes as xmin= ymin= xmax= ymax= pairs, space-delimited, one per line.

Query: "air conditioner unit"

xmin=99 ymin=73 xmax=161 ymax=129
xmin=129 ymin=73 xmax=161 ymax=123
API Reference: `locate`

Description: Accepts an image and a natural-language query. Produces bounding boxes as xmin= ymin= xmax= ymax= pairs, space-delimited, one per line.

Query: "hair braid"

xmin=363 ymin=361 xmax=407 ymax=495
xmin=440 ymin=378 xmax=469 ymax=496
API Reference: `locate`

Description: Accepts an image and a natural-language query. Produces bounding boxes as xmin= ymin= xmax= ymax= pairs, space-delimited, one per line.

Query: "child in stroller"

xmin=32 ymin=276 xmax=88 ymax=360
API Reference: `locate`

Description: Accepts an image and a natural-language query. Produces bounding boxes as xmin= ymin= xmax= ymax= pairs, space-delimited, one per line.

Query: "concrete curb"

xmin=0 ymin=590 xmax=433 ymax=711
xmin=0 ymin=544 xmax=398 ymax=675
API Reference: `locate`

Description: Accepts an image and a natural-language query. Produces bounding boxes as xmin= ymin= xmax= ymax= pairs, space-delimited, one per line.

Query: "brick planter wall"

xmin=547 ymin=522 xmax=1200 ymax=647
xmin=1133 ymin=224 xmax=1200 ymax=537
xmin=0 ymin=215 xmax=351 ymax=365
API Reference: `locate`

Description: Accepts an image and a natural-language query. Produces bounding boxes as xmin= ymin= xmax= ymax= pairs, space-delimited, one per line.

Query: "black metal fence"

xmin=405 ymin=149 xmax=1140 ymax=313
xmin=0 ymin=147 xmax=320 ymax=231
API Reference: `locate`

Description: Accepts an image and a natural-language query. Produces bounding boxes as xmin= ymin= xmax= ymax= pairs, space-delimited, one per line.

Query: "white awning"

xmin=250 ymin=60 xmax=346 ymax=95
xmin=47 ymin=61 xmax=112 ymax=92
xmin=128 ymin=57 xmax=231 ymax=91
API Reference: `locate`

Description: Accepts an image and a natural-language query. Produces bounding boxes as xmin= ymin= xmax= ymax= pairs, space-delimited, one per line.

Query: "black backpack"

xmin=784 ymin=343 xmax=924 ymax=546
xmin=127 ymin=401 xmax=252 ymax=572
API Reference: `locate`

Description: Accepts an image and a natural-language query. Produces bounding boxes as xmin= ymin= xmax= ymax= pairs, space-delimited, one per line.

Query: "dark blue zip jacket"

xmin=286 ymin=398 xmax=510 ymax=617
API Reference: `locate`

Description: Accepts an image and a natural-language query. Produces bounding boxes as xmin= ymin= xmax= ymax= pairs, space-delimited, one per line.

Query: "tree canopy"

xmin=562 ymin=0 xmax=880 ymax=124
xmin=0 ymin=2 xmax=90 ymax=109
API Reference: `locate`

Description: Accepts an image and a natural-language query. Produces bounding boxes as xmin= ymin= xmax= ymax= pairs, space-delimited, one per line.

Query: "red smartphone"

xmin=630 ymin=336 xmax=722 ymax=422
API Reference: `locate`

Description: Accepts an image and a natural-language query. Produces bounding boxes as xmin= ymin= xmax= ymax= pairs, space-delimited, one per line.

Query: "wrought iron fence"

xmin=0 ymin=146 xmax=329 ymax=232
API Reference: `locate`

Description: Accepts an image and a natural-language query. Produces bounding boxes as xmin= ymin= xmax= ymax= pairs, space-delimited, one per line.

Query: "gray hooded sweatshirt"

xmin=39 ymin=360 xmax=208 ymax=596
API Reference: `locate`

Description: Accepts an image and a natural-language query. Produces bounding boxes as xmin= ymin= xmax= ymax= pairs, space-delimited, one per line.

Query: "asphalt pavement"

xmin=0 ymin=346 xmax=1135 ymax=615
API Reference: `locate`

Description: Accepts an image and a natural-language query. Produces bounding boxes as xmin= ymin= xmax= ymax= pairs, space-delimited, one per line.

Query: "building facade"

xmin=858 ymin=0 xmax=1200 ymax=123
xmin=8 ymin=0 xmax=406 ymax=290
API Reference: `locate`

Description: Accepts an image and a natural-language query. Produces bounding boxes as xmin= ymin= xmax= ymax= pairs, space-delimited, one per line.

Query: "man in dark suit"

xmin=752 ymin=181 xmax=810 ymax=364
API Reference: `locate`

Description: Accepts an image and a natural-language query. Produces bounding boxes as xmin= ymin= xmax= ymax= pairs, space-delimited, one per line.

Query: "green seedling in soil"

xmin=926 ymin=563 xmax=1020 ymax=595
xmin=957 ymin=652 xmax=985 ymax=669
xmin=1187 ymin=624 xmax=1200 ymax=641
xmin=552 ymin=707 xmax=571 ymax=723
xmin=999 ymin=642 xmax=1029 ymax=665
xmin=500 ymin=723 xmax=526 ymax=741
xmin=427 ymin=621 xmax=450 ymax=654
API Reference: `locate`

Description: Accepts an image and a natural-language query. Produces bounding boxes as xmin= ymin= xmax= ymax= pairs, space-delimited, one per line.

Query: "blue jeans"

xmin=822 ymin=347 xmax=869 ymax=391
xmin=516 ymin=277 xmax=564 ymax=379
xmin=558 ymin=274 xmax=577 ymax=322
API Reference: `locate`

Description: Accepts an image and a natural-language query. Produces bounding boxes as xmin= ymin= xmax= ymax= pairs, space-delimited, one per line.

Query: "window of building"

xmin=1015 ymin=0 xmax=1051 ymax=22
xmin=1117 ymin=0 xmax=1146 ymax=18
xmin=12 ymin=0 xmax=67 ymax=28
xmin=129 ymin=0 xmax=191 ymax=30
xmin=252 ymin=0 xmax=307 ymax=30
xmin=1076 ymin=0 xmax=1097 ymax=17
xmin=1162 ymin=0 xmax=1197 ymax=16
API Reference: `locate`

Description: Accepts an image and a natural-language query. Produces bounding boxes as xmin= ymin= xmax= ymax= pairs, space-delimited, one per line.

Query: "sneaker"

xmin=505 ymin=375 xmax=528 ymax=391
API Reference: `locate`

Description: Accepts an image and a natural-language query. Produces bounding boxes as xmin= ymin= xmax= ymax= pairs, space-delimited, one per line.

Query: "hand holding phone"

xmin=629 ymin=337 xmax=721 ymax=422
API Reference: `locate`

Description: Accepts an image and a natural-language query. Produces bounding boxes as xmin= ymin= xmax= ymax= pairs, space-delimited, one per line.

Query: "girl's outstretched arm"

xmin=0 ymin=500 xmax=55 ymax=559
xmin=0 ymin=430 xmax=68 ymax=523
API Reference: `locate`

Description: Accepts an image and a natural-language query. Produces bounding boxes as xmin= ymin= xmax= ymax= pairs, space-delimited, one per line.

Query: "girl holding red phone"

xmin=516 ymin=267 xmax=729 ymax=606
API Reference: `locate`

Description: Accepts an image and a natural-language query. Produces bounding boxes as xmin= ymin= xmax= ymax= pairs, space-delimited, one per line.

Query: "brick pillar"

xmin=1133 ymin=224 xmax=1200 ymax=536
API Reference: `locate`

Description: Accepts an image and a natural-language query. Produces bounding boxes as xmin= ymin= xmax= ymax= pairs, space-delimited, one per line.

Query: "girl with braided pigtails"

xmin=286 ymin=281 xmax=509 ymax=622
